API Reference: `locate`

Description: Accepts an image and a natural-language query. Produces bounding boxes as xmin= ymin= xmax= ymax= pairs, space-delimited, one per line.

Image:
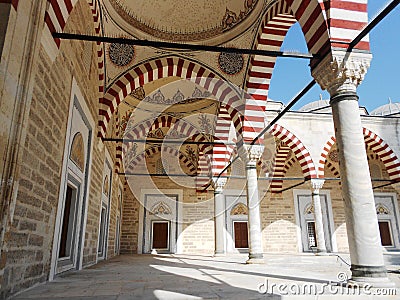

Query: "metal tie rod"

xmin=52 ymin=32 xmax=317 ymax=59
xmin=210 ymin=0 xmax=400 ymax=189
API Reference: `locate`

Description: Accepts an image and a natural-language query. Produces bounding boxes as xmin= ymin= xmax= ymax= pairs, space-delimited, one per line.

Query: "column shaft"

xmin=331 ymin=92 xmax=388 ymax=282
xmin=246 ymin=162 xmax=263 ymax=263
xmin=312 ymin=189 xmax=327 ymax=253
xmin=214 ymin=189 xmax=225 ymax=255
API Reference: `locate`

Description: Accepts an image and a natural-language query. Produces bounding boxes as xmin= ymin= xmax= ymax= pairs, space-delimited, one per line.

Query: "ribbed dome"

xmin=370 ymin=102 xmax=400 ymax=116
xmin=299 ymin=99 xmax=330 ymax=112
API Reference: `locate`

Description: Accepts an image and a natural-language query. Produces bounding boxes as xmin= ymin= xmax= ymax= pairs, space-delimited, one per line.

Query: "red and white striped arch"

xmin=325 ymin=162 xmax=340 ymax=178
xmin=44 ymin=0 xmax=105 ymax=102
xmin=318 ymin=129 xmax=400 ymax=181
xmin=246 ymin=1 xmax=296 ymax=104
xmin=99 ymin=57 xmax=243 ymax=139
xmin=125 ymin=145 xmax=197 ymax=175
xmin=325 ymin=0 xmax=369 ymax=51
xmin=318 ymin=136 xmax=336 ymax=176
xmin=363 ymin=128 xmax=400 ymax=181
xmin=269 ymin=123 xmax=317 ymax=179
xmin=284 ymin=0 xmax=331 ymax=56
xmin=244 ymin=0 xmax=331 ymax=142
xmin=211 ymin=106 xmax=233 ymax=177
xmin=270 ymin=142 xmax=292 ymax=192
xmin=118 ymin=115 xmax=213 ymax=172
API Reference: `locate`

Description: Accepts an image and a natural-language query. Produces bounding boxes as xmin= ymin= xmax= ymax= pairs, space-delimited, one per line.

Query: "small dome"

xmin=299 ymin=99 xmax=330 ymax=112
xmin=370 ymin=102 xmax=400 ymax=116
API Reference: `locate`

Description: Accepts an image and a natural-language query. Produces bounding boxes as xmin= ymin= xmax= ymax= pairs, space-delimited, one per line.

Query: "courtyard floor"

xmin=11 ymin=253 xmax=400 ymax=299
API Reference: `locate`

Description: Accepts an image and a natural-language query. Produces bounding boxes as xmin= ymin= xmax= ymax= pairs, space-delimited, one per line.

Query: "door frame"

xmin=224 ymin=189 xmax=248 ymax=253
xmin=374 ymin=192 xmax=400 ymax=250
xmin=138 ymin=189 xmax=183 ymax=254
xmin=49 ymin=79 xmax=95 ymax=280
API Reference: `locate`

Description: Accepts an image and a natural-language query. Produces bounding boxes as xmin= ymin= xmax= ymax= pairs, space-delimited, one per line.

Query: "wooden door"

xmin=152 ymin=222 xmax=169 ymax=249
xmin=379 ymin=221 xmax=393 ymax=246
xmin=234 ymin=222 xmax=248 ymax=248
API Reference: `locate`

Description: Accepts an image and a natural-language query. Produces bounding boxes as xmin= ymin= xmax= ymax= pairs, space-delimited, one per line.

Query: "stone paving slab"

xmin=10 ymin=254 xmax=400 ymax=299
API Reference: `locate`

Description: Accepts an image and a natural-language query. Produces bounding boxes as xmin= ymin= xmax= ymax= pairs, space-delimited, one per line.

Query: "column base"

xmin=246 ymin=253 xmax=264 ymax=264
xmin=315 ymin=249 xmax=328 ymax=256
xmin=349 ymin=264 xmax=395 ymax=288
xmin=213 ymin=251 xmax=226 ymax=257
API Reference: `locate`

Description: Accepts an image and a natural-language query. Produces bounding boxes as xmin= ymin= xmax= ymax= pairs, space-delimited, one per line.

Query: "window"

xmin=307 ymin=221 xmax=317 ymax=249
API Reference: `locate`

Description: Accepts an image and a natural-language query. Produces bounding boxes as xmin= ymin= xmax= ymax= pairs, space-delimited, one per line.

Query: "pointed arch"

xmin=246 ymin=0 xmax=297 ymax=103
xmin=99 ymin=56 xmax=243 ymax=139
xmin=269 ymin=124 xmax=317 ymax=179
xmin=118 ymin=115 xmax=213 ymax=172
xmin=318 ymin=129 xmax=400 ymax=181
xmin=318 ymin=136 xmax=336 ymax=177
xmin=363 ymin=128 xmax=400 ymax=181
xmin=125 ymin=145 xmax=197 ymax=175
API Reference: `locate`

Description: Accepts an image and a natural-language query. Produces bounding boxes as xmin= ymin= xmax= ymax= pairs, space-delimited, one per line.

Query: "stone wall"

xmin=0 ymin=1 xmax=120 ymax=297
xmin=120 ymin=186 xmax=140 ymax=254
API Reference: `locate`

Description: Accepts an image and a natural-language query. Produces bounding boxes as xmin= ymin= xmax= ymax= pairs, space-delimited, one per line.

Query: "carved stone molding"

xmin=312 ymin=51 xmax=372 ymax=97
xmin=311 ymin=179 xmax=325 ymax=191
xmin=238 ymin=144 xmax=264 ymax=166
xmin=212 ymin=177 xmax=227 ymax=192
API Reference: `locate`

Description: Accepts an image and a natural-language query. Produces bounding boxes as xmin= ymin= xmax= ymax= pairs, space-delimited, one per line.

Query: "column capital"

xmin=238 ymin=144 xmax=264 ymax=166
xmin=312 ymin=50 xmax=372 ymax=97
xmin=311 ymin=178 xmax=325 ymax=190
xmin=212 ymin=178 xmax=227 ymax=192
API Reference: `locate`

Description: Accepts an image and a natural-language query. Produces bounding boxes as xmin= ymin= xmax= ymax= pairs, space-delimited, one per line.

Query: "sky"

xmin=268 ymin=1 xmax=400 ymax=113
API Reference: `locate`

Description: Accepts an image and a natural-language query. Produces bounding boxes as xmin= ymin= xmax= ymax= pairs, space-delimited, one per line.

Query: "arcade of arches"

xmin=0 ymin=0 xmax=399 ymax=298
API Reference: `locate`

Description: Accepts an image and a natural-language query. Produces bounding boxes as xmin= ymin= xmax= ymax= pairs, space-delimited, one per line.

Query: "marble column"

xmin=240 ymin=145 xmax=264 ymax=264
xmin=212 ymin=178 xmax=227 ymax=255
xmin=310 ymin=179 xmax=327 ymax=254
xmin=312 ymin=51 xmax=392 ymax=287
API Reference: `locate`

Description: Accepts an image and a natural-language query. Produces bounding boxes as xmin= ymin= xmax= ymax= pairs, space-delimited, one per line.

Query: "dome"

xmin=370 ymin=102 xmax=400 ymax=116
xmin=103 ymin=0 xmax=264 ymax=45
xmin=299 ymin=99 xmax=330 ymax=113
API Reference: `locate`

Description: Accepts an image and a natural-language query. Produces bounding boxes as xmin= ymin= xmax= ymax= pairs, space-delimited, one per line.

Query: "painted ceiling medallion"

xmin=218 ymin=52 xmax=244 ymax=75
xmin=108 ymin=42 xmax=135 ymax=67
xmin=106 ymin=0 xmax=260 ymax=43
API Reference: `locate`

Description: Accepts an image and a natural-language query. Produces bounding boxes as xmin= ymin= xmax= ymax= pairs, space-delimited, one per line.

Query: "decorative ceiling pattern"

xmin=108 ymin=42 xmax=135 ymax=67
xmin=105 ymin=0 xmax=260 ymax=43
xmin=132 ymin=87 xmax=212 ymax=105
xmin=218 ymin=52 xmax=244 ymax=75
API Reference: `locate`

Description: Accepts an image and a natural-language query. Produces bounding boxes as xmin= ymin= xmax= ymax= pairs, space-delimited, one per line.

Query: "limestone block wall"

xmin=120 ymin=186 xmax=140 ymax=254
xmin=181 ymin=191 xmax=214 ymax=255
xmin=120 ymin=149 xmax=216 ymax=255
xmin=0 ymin=1 xmax=120 ymax=297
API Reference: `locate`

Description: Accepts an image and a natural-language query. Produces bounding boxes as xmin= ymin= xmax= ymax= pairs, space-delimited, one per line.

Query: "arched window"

xmin=103 ymin=175 xmax=109 ymax=197
xmin=70 ymin=132 xmax=85 ymax=171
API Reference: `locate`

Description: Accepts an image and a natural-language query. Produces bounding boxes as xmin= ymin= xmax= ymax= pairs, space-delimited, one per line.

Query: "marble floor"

xmin=11 ymin=253 xmax=400 ymax=299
